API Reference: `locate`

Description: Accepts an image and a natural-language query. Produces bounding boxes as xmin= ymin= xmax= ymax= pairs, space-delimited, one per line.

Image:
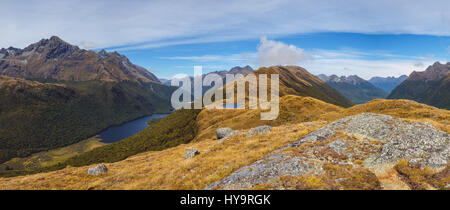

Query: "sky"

xmin=1 ymin=0 xmax=449 ymax=79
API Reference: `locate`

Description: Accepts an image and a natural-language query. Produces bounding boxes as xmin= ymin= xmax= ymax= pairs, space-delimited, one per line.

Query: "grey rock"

xmin=185 ymin=149 xmax=200 ymax=159
xmin=87 ymin=164 xmax=108 ymax=175
xmin=216 ymin=127 xmax=239 ymax=140
xmin=336 ymin=178 xmax=348 ymax=182
xmin=205 ymin=155 xmax=316 ymax=190
xmin=292 ymin=113 xmax=449 ymax=168
xmin=328 ymin=140 xmax=347 ymax=154
xmin=246 ymin=125 xmax=272 ymax=137
xmin=408 ymin=158 xmax=422 ymax=168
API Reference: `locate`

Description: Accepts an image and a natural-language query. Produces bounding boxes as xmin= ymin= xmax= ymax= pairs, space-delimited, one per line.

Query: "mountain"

xmin=318 ymin=74 xmax=388 ymax=104
xmin=251 ymin=66 xmax=354 ymax=107
xmin=0 ymin=36 xmax=160 ymax=83
xmin=368 ymin=75 xmax=407 ymax=93
xmin=161 ymin=65 xmax=253 ymax=98
xmin=161 ymin=65 xmax=253 ymax=85
xmin=0 ymin=37 xmax=174 ymax=164
xmin=388 ymin=62 xmax=450 ymax=109
xmin=215 ymin=65 xmax=253 ymax=76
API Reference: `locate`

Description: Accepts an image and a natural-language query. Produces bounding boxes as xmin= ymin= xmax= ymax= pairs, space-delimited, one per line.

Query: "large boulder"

xmin=246 ymin=125 xmax=272 ymax=137
xmin=206 ymin=113 xmax=449 ymax=190
xmin=87 ymin=164 xmax=108 ymax=175
xmin=185 ymin=149 xmax=200 ymax=159
xmin=216 ymin=127 xmax=239 ymax=140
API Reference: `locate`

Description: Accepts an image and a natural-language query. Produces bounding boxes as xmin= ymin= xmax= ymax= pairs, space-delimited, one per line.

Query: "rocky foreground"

xmin=206 ymin=113 xmax=449 ymax=190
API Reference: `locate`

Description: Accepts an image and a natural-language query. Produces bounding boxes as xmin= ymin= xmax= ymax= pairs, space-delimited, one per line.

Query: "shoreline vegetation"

xmin=0 ymin=112 xmax=171 ymax=172
xmin=0 ymin=109 xmax=200 ymax=178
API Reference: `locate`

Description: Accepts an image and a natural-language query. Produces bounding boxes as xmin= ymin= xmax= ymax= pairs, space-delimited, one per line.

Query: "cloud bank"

xmin=255 ymin=37 xmax=308 ymax=66
xmin=0 ymin=0 xmax=449 ymax=49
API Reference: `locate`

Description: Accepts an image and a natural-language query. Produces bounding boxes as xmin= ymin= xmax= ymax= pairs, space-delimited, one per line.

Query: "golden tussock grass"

xmin=1 ymin=95 xmax=448 ymax=189
xmin=0 ymin=122 xmax=322 ymax=190
xmin=254 ymin=164 xmax=382 ymax=190
xmin=196 ymin=96 xmax=450 ymax=141
xmin=394 ymin=159 xmax=449 ymax=190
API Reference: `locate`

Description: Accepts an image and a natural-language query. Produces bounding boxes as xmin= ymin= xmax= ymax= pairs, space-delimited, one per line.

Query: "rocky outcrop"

xmin=206 ymin=113 xmax=449 ymax=190
xmin=216 ymin=128 xmax=239 ymax=140
xmin=185 ymin=149 xmax=200 ymax=159
xmin=87 ymin=164 xmax=108 ymax=175
xmin=246 ymin=125 xmax=272 ymax=137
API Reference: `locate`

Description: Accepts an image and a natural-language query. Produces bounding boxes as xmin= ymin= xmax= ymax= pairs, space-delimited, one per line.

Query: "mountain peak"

xmin=228 ymin=65 xmax=253 ymax=74
xmin=21 ymin=36 xmax=79 ymax=59
xmin=318 ymin=74 xmax=365 ymax=85
xmin=409 ymin=61 xmax=449 ymax=81
xmin=388 ymin=61 xmax=450 ymax=109
xmin=0 ymin=36 xmax=160 ymax=83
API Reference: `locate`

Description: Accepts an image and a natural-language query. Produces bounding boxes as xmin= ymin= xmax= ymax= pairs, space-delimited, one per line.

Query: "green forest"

xmin=0 ymin=80 xmax=173 ymax=165
xmin=0 ymin=109 xmax=200 ymax=177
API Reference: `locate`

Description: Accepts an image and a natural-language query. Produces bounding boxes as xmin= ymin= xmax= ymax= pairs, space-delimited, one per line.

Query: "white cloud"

xmin=255 ymin=37 xmax=309 ymax=66
xmin=0 ymin=0 xmax=449 ymax=49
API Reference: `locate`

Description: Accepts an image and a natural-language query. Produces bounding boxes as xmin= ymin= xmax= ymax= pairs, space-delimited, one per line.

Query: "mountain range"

xmin=368 ymin=75 xmax=408 ymax=93
xmin=388 ymin=62 xmax=450 ymax=109
xmin=160 ymin=65 xmax=253 ymax=97
xmin=318 ymin=74 xmax=388 ymax=104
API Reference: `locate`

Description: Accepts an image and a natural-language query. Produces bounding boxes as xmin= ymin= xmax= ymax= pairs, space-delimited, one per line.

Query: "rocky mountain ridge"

xmin=317 ymin=74 xmax=388 ymax=104
xmin=388 ymin=62 xmax=450 ymax=109
xmin=368 ymin=75 xmax=408 ymax=93
xmin=0 ymin=36 xmax=160 ymax=83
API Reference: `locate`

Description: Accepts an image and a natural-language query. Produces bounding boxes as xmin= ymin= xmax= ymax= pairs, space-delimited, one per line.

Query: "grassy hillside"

xmin=196 ymin=96 xmax=450 ymax=141
xmin=0 ymin=96 xmax=448 ymax=189
xmin=0 ymin=121 xmax=322 ymax=189
xmin=253 ymin=66 xmax=353 ymax=107
xmin=0 ymin=77 xmax=173 ymax=164
xmin=196 ymin=95 xmax=343 ymax=141
xmin=0 ymin=137 xmax=105 ymax=171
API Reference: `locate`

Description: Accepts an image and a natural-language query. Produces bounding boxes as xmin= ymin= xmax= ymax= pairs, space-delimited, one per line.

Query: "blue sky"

xmin=109 ymin=33 xmax=450 ymax=79
xmin=1 ymin=0 xmax=449 ymax=79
